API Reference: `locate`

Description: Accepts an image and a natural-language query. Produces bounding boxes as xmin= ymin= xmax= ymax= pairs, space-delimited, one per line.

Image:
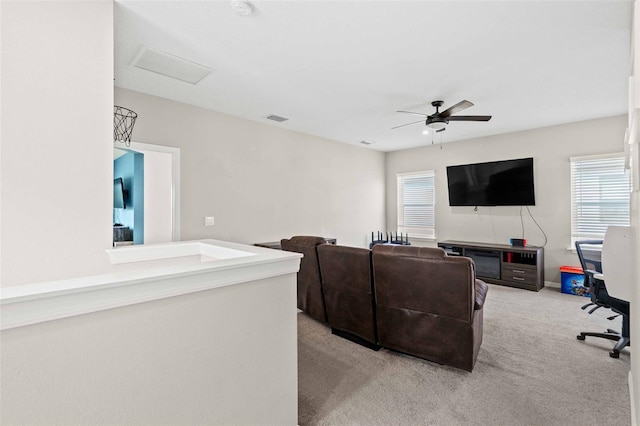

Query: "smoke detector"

xmin=231 ymin=1 xmax=253 ymax=16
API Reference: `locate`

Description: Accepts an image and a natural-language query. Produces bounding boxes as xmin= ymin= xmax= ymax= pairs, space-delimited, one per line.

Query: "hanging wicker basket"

xmin=113 ymin=106 xmax=138 ymax=146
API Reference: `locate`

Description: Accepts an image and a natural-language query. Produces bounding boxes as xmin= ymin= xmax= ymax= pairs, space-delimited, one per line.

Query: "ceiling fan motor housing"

xmin=426 ymin=101 xmax=446 ymax=129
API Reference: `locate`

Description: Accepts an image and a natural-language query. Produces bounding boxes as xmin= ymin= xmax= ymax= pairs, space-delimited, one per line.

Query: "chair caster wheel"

xmin=610 ymin=350 xmax=620 ymax=358
xmin=577 ymin=335 xmax=585 ymax=341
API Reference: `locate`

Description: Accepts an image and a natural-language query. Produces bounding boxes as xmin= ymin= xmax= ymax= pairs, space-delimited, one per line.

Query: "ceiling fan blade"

xmin=396 ymin=110 xmax=429 ymax=117
xmin=391 ymin=119 xmax=425 ymax=130
xmin=438 ymin=100 xmax=473 ymax=118
xmin=436 ymin=127 xmax=446 ymax=133
xmin=447 ymin=115 xmax=492 ymax=122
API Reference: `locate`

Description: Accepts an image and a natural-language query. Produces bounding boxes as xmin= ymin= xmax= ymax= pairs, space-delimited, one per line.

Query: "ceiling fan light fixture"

xmin=426 ymin=121 xmax=447 ymax=131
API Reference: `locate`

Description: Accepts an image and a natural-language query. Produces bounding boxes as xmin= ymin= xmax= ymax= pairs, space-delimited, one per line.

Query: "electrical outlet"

xmin=204 ymin=216 xmax=215 ymax=226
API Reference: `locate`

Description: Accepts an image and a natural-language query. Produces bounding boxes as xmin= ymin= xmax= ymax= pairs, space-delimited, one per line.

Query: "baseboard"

xmin=545 ymin=280 xmax=560 ymax=289
xmin=630 ymin=371 xmax=637 ymax=426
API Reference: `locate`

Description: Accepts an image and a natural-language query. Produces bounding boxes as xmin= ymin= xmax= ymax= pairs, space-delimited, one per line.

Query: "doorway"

xmin=113 ymin=142 xmax=181 ymax=245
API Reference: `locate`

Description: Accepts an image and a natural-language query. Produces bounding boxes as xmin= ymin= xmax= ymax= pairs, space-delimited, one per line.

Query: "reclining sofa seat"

xmin=281 ymin=236 xmax=329 ymax=323
xmin=317 ymin=244 xmax=379 ymax=349
xmin=372 ymin=244 xmax=488 ymax=372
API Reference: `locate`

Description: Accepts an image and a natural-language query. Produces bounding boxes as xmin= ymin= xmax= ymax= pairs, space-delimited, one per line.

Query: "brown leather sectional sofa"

xmin=281 ymin=236 xmax=489 ymax=372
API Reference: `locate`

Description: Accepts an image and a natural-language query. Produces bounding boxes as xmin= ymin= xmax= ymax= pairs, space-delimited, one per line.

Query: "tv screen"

xmin=114 ymin=177 xmax=126 ymax=209
xmin=446 ymin=158 xmax=535 ymax=206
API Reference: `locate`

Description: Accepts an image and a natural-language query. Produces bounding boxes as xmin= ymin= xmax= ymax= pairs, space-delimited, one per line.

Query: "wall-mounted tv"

xmin=114 ymin=177 xmax=126 ymax=209
xmin=446 ymin=157 xmax=535 ymax=206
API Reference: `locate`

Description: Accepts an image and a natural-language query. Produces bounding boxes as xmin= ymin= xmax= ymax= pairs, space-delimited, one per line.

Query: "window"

xmin=570 ymin=153 xmax=630 ymax=243
xmin=397 ymin=171 xmax=435 ymax=239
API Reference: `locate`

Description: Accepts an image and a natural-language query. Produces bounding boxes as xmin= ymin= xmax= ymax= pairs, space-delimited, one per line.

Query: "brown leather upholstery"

xmin=281 ymin=236 xmax=328 ymax=323
xmin=372 ymin=244 xmax=488 ymax=371
xmin=317 ymin=244 xmax=378 ymax=348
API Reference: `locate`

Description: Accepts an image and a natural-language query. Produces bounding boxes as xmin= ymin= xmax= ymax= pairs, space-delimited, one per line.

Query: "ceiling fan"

xmin=392 ymin=100 xmax=492 ymax=132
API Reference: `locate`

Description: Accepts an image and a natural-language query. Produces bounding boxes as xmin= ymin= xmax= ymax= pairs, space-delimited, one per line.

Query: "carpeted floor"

xmin=298 ymin=284 xmax=631 ymax=425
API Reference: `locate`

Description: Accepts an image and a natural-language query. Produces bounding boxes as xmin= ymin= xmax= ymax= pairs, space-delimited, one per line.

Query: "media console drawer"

xmin=501 ymin=264 xmax=538 ymax=285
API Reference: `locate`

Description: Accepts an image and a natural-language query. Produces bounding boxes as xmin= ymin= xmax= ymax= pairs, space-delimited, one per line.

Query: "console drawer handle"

xmin=512 ymin=276 xmax=525 ymax=281
xmin=512 ymin=269 xmax=525 ymax=274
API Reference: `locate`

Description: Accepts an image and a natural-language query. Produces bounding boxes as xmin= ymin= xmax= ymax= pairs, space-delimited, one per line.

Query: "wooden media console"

xmin=437 ymin=240 xmax=544 ymax=291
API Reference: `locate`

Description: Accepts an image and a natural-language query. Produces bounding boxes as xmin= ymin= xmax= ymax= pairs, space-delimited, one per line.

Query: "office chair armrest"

xmin=582 ymin=269 xmax=598 ymax=288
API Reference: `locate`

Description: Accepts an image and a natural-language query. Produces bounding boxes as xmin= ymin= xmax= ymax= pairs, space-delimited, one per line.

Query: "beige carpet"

xmin=298 ymin=284 xmax=631 ymax=425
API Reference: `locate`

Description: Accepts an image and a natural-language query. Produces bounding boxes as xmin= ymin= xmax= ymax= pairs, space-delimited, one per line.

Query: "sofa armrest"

xmin=474 ymin=279 xmax=489 ymax=310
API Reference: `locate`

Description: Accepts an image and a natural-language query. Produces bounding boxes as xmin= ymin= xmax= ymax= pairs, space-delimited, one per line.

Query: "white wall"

xmin=386 ymin=115 xmax=628 ymax=284
xmin=115 ymin=88 xmax=386 ymax=248
xmin=141 ymin=149 xmax=174 ymax=244
xmin=0 ymin=1 xmax=114 ymax=287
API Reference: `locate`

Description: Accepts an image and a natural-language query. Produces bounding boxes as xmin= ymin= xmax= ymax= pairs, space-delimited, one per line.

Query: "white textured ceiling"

xmin=114 ymin=1 xmax=632 ymax=152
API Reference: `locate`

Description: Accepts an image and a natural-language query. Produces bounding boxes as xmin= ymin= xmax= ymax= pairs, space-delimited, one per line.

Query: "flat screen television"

xmin=446 ymin=157 xmax=535 ymax=206
xmin=114 ymin=177 xmax=126 ymax=209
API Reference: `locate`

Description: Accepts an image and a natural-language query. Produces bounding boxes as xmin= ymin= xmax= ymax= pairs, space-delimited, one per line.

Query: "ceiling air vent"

xmin=265 ymin=114 xmax=289 ymax=123
xmin=360 ymin=140 xmax=374 ymax=145
xmin=132 ymin=46 xmax=213 ymax=85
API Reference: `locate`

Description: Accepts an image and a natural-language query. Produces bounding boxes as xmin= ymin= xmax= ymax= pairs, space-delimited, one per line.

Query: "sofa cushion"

xmin=373 ymin=245 xmax=474 ymax=322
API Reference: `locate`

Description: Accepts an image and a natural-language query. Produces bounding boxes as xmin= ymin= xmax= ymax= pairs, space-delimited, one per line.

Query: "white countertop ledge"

xmin=0 ymin=239 xmax=302 ymax=330
xmin=106 ymin=240 xmax=257 ymax=264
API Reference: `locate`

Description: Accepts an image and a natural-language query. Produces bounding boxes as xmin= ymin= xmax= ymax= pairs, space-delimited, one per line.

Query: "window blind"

xmin=570 ymin=154 xmax=630 ymax=242
xmin=397 ymin=171 xmax=435 ymax=239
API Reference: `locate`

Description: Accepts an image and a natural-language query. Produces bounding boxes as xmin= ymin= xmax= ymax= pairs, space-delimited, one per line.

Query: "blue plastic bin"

xmin=560 ymin=266 xmax=589 ymax=297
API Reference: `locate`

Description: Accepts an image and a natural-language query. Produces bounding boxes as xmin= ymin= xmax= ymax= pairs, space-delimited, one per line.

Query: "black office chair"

xmin=574 ymin=240 xmax=603 ymax=312
xmin=575 ymin=239 xmax=630 ymax=358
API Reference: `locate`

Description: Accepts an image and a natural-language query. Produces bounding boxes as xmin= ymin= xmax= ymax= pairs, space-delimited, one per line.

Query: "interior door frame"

xmin=116 ymin=141 xmax=181 ymax=242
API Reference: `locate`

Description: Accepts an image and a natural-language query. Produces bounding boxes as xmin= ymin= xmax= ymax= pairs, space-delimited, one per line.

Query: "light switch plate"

xmin=204 ymin=216 xmax=215 ymax=226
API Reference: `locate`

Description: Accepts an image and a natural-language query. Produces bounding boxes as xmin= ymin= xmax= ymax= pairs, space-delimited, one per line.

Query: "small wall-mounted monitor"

xmin=114 ymin=177 xmax=126 ymax=209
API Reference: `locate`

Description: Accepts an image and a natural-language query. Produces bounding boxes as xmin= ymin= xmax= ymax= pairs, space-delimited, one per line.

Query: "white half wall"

xmin=1 ymin=273 xmax=298 ymax=425
xmin=1 ymin=1 xmax=114 ymax=287
xmin=385 ymin=115 xmax=628 ymax=284
xmin=114 ymin=88 xmax=386 ymax=248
